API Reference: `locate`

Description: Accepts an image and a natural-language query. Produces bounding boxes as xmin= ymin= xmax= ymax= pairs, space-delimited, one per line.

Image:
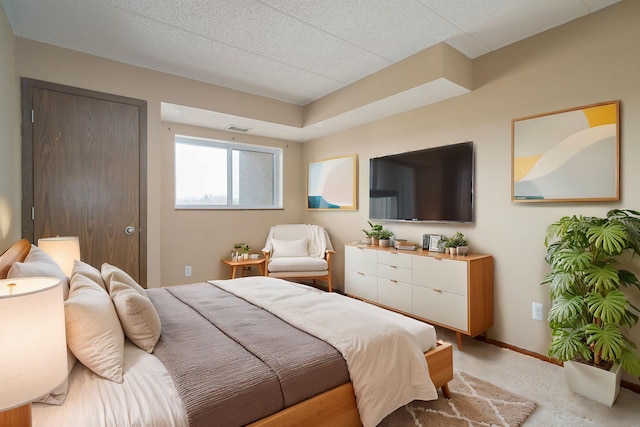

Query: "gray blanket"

xmin=147 ymin=282 xmax=350 ymax=427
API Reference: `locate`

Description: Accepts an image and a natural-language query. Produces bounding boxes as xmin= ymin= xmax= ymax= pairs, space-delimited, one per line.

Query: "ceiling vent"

xmin=225 ymin=125 xmax=251 ymax=133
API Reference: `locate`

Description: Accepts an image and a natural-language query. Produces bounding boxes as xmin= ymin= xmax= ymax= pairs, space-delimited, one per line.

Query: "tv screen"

xmin=369 ymin=141 xmax=474 ymax=223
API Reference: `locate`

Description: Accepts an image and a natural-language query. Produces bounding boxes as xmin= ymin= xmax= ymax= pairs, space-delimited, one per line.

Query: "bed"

xmin=0 ymin=239 xmax=453 ymax=427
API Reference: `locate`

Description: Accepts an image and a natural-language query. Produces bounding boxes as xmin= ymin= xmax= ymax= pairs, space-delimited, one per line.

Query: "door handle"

xmin=124 ymin=226 xmax=136 ymax=235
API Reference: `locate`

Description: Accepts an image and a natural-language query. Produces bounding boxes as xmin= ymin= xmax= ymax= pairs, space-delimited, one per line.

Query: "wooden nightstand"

xmin=221 ymin=257 xmax=266 ymax=279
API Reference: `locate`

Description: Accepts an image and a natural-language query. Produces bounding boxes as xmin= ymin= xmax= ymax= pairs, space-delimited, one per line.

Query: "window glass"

xmin=175 ymin=135 xmax=282 ymax=209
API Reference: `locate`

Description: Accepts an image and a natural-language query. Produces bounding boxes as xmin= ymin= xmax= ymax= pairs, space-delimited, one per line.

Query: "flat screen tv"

xmin=369 ymin=141 xmax=474 ymax=223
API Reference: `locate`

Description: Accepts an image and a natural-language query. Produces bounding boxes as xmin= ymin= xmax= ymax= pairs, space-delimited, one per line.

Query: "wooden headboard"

xmin=0 ymin=239 xmax=31 ymax=279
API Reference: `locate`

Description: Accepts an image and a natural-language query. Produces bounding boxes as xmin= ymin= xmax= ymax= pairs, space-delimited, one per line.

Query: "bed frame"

xmin=250 ymin=341 xmax=452 ymax=427
xmin=0 ymin=239 xmax=453 ymax=427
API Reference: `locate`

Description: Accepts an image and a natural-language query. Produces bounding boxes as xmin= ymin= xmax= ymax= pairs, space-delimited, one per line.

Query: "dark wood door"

xmin=21 ymin=79 xmax=147 ymax=284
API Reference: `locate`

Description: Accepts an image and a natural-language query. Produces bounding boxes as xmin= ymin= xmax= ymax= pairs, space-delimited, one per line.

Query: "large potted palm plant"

xmin=542 ymin=209 xmax=640 ymax=406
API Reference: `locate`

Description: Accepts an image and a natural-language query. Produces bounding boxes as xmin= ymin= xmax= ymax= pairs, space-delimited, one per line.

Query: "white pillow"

xmin=72 ymin=259 xmax=106 ymax=291
xmin=110 ymin=278 xmax=161 ymax=353
xmin=65 ymin=274 xmax=124 ymax=383
xmin=272 ymin=238 xmax=309 ymax=258
xmin=101 ymin=263 xmax=146 ymax=296
xmin=7 ymin=245 xmax=69 ymax=299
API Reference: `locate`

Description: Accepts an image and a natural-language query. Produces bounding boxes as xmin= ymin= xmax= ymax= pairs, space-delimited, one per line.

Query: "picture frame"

xmin=428 ymin=235 xmax=441 ymax=252
xmin=421 ymin=233 xmax=431 ymax=250
xmin=307 ymin=154 xmax=357 ymax=210
xmin=512 ymin=100 xmax=619 ymax=202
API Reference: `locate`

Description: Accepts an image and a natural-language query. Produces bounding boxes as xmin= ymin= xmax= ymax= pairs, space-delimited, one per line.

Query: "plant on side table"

xmin=234 ymin=243 xmax=251 ymax=260
xmin=542 ymin=209 xmax=640 ymax=406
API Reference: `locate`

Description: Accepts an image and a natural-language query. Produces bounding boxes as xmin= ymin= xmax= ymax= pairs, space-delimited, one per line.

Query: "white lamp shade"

xmin=0 ymin=277 xmax=67 ymax=411
xmin=38 ymin=236 xmax=81 ymax=276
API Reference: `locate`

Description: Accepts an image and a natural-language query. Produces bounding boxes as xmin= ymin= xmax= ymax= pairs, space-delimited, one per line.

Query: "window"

xmin=175 ymin=135 xmax=282 ymax=209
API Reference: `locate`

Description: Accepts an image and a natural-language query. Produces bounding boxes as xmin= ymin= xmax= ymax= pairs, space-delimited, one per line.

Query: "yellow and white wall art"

xmin=512 ymin=100 xmax=619 ymax=202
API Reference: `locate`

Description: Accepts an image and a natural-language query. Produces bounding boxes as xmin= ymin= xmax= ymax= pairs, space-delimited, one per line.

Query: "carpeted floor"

xmin=436 ymin=328 xmax=640 ymax=426
xmin=379 ymin=372 xmax=536 ymax=426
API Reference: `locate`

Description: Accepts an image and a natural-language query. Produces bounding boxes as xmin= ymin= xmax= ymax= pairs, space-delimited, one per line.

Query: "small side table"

xmin=221 ymin=257 xmax=266 ymax=279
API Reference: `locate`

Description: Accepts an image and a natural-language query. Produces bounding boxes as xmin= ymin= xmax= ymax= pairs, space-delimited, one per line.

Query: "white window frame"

xmin=175 ymin=134 xmax=283 ymax=210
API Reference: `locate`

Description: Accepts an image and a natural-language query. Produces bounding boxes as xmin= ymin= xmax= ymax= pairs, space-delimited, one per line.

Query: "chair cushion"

xmin=268 ymin=256 xmax=328 ymax=273
xmin=264 ymin=224 xmax=332 ymax=257
xmin=272 ymin=238 xmax=309 ymax=258
xmin=269 ymin=271 xmax=329 ymax=279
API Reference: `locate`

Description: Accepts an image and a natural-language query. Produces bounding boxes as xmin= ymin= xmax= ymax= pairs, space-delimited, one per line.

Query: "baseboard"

xmin=476 ymin=336 xmax=640 ymax=395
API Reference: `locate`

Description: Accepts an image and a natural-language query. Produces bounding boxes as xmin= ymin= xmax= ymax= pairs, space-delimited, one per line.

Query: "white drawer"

xmin=378 ymin=250 xmax=412 ymax=269
xmin=345 ymin=270 xmax=377 ymax=301
xmin=345 ymin=245 xmax=377 ymax=275
xmin=378 ymin=278 xmax=412 ymax=313
xmin=413 ymin=256 xmax=468 ymax=296
xmin=413 ymin=286 xmax=468 ymax=332
xmin=378 ymin=264 xmax=412 ymax=283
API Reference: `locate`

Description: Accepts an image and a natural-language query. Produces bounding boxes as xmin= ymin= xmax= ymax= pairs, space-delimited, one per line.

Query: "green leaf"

xmin=587 ymin=222 xmax=627 ymax=255
xmin=548 ymin=295 xmax=587 ymax=324
xmin=585 ymin=291 xmax=627 ymax=323
xmin=549 ymin=328 xmax=590 ymax=361
xmin=555 ymin=250 xmax=592 ymax=273
xmin=544 ymin=271 xmax=583 ymax=299
xmin=619 ymin=347 xmax=640 ymax=377
xmin=585 ymin=323 xmax=625 ymax=362
xmin=584 ymin=264 xmax=621 ymax=293
xmin=617 ymin=269 xmax=640 ymax=289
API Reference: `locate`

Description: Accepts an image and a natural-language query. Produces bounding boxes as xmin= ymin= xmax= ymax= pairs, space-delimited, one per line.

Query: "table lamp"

xmin=37 ymin=236 xmax=81 ymax=276
xmin=0 ymin=277 xmax=67 ymax=427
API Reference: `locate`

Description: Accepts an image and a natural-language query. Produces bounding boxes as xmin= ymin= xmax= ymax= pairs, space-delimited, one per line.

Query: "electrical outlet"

xmin=185 ymin=266 xmax=192 ymax=277
xmin=532 ymin=302 xmax=544 ymax=320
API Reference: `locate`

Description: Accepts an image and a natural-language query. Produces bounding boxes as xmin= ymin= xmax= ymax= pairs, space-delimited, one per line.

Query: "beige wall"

xmin=160 ymin=123 xmax=303 ymax=285
xmin=0 ymin=5 xmax=20 ymax=250
xmin=11 ymin=38 xmax=304 ymax=286
xmin=2 ymin=0 xmax=639 ymax=386
xmin=302 ymin=1 xmax=640 ymax=385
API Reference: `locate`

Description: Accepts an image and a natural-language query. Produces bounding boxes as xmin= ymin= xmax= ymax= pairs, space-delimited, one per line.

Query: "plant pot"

xmin=456 ymin=246 xmax=469 ymax=256
xmin=448 ymin=247 xmax=456 ymax=255
xmin=372 ymin=237 xmax=379 ymax=246
xmin=564 ymin=360 xmax=621 ymax=406
xmin=379 ymin=239 xmax=390 ymax=247
xmin=363 ymin=237 xmax=372 ymax=245
xmin=243 ymin=253 xmax=249 ymax=260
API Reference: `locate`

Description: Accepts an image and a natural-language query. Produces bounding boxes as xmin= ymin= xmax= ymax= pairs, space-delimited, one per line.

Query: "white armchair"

xmin=262 ymin=224 xmax=335 ymax=292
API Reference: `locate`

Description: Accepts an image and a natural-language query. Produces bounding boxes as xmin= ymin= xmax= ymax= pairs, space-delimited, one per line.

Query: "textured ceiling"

xmin=1 ymin=0 xmax=620 ymax=141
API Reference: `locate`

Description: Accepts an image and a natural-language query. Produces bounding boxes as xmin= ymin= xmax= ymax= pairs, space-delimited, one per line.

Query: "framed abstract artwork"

xmin=512 ymin=100 xmax=619 ymax=202
xmin=307 ymin=154 xmax=357 ymax=210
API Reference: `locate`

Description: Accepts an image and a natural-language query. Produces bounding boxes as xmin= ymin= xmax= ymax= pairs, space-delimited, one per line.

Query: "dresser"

xmin=344 ymin=243 xmax=493 ymax=349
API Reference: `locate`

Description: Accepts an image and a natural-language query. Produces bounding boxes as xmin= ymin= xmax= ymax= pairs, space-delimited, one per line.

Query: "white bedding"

xmin=32 ymin=277 xmax=438 ymax=427
xmin=211 ymin=277 xmax=439 ymax=427
xmin=32 ymin=340 xmax=187 ymax=427
xmin=324 ymin=289 xmax=437 ymax=353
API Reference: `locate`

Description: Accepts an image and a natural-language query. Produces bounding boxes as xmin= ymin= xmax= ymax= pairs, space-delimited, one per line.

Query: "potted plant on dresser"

xmin=365 ymin=221 xmax=383 ymax=245
xmin=378 ymin=229 xmax=394 ymax=247
xmin=542 ymin=209 xmax=640 ymax=406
